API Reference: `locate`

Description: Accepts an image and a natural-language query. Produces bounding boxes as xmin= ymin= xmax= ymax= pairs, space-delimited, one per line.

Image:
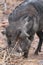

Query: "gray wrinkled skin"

xmin=6 ymin=0 xmax=43 ymax=58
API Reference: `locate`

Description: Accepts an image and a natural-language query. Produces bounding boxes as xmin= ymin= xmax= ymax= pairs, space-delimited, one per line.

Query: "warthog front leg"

xmin=35 ymin=31 xmax=43 ymax=55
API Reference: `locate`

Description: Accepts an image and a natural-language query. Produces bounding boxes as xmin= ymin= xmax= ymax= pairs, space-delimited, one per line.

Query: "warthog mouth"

xmin=12 ymin=29 xmax=30 ymax=57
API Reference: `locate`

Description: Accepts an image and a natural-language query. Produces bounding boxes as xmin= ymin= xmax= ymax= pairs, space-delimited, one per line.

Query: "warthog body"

xmin=6 ymin=0 xmax=43 ymax=58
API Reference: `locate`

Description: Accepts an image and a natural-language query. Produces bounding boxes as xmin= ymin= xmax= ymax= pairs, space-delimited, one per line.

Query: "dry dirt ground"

xmin=0 ymin=0 xmax=43 ymax=65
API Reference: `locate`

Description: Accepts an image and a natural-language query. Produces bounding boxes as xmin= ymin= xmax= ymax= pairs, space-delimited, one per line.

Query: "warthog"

xmin=6 ymin=0 xmax=43 ymax=58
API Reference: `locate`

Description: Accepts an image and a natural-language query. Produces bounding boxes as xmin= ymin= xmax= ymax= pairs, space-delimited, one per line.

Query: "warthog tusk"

xmin=24 ymin=31 xmax=30 ymax=37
